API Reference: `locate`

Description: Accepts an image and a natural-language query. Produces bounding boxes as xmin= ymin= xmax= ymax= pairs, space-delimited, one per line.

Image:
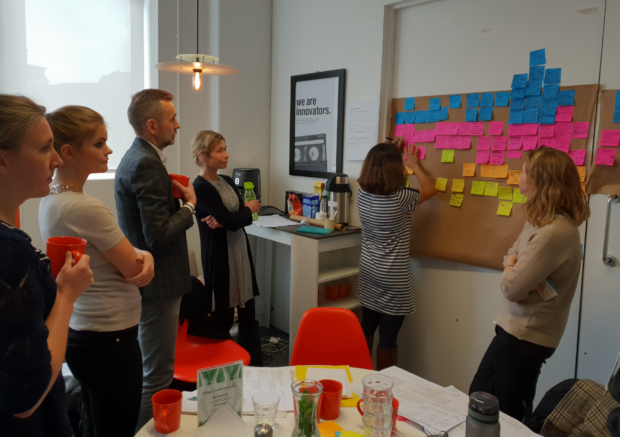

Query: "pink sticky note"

xmin=416 ymin=146 xmax=426 ymax=160
xmin=448 ymin=137 xmax=460 ymax=149
xmin=492 ymin=136 xmax=507 ymax=151
xmin=551 ymin=138 xmax=571 ymax=153
xmin=404 ymin=125 xmax=416 ymax=144
xmin=508 ymin=137 xmax=523 ymax=150
xmin=538 ymin=137 xmax=552 ymax=147
xmin=508 ymin=124 xmax=524 ymax=136
xmin=457 ymin=137 xmax=472 ymax=149
xmin=488 ymin=121 xmax=504 ymax=136
xmin=507 ymin=151 xmax=522 ymax=159
xmin=425 ymin=129 xmax=437 ymax=142
xmin=595 ymin=148 xmax=617 ymax=166
xmin=435 ymin=136 xmax=449 ymax=149
xmin=470 ymin=122 xmax=485 ymax=136
xmin=478 ymin=137 xmax=492 ymax=150
xmin=413 ymin=130 xmax=426 ymax=142
xmin=555 ymin=106 xmax=574 ymax=122
xmin=555 ymin=122 xmax=572 ymax=138
xmin=522 ymin=123 xmax=538 ymax=136
xmin=436 ymin=122 xmax=459 ymax=136
xmin=476 ymin=151 xmax=490 ymax=164
xmin=569 ymin=150 xmax=586 ymax=166
xmin=490 ymin=151 xmax=505 ymax=165
xmin=572 ymin=122 xmax=590 ymax=139
xmin=600 ymin=130 xmax=620 ymax=147
xmin=539 ymin=125 xmax=555 ymax=138
xmin=522 ymin=136 xmax=538 ymax=151
xmin=459 ymin=122 xmax=473 ymax=136
xmin=394 ymin=125 xmax=405 ymax=136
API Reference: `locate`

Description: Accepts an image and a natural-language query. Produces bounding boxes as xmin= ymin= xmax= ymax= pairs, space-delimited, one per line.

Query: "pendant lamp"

xmin=155 ymin=0 xmax=239 ymax=90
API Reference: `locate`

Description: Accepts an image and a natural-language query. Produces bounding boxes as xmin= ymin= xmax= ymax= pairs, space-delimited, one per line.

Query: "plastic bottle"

xmin=244 ymin=182 xmax=258 ymax=221
xmin=465 ymin=392 xmax=500 ymax=437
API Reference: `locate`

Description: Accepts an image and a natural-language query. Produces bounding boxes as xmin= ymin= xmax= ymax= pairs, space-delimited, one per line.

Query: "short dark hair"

xmin=127 ymin=89 xmax=174 ymax=134
xmin=357 ymin=143 xmax=406 ymax=195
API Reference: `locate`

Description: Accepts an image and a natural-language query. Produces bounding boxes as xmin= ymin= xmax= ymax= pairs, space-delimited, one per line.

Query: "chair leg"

xmin=376 ymin=347 xmax=398 ymax=371
xmin=237 ymin=321 xmax=264 ymax=367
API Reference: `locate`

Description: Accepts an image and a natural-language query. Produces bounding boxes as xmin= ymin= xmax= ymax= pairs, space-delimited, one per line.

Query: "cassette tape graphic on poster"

xmin=197 ymin=360 xmax=243 ymax=426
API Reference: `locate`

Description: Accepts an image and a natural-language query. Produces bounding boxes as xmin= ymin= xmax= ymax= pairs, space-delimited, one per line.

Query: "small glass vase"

xmin=291 ymin=379 xmax=323 ymax=437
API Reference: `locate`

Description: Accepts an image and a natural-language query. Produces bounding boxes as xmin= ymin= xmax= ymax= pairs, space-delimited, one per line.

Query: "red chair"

xmin=174 ymin=320 xmax=251 ymax=383
xmin=290 ymin=308 xmax=374 ymax=370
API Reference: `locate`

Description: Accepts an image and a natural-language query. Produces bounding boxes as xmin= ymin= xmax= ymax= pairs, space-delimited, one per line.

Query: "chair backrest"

xmin=290 ymin=307 xmax=374 ymax=370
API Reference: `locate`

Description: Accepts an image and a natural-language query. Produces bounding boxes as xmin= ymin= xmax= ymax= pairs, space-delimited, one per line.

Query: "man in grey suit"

xmin=115 ymin=89 xmax=195 ymax=431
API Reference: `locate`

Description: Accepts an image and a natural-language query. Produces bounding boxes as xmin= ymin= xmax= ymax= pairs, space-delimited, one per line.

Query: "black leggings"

xmin=361 ymin=306 xmax=406 ymax=349
xmin=211 ymin=298 xmax=257 ymax=331
xmin=65 ymin=325 xmax=143 ymax=437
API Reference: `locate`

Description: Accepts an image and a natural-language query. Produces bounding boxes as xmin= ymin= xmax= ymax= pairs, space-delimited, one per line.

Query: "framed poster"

xmin=290 ymin=69 xmax=346 ymax=178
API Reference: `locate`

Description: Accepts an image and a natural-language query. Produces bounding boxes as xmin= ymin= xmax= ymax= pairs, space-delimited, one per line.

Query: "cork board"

xmin=390 ymin=84 xmax=599 ymax=271
xmin=586 ymin=89 xmax=620 ymax=195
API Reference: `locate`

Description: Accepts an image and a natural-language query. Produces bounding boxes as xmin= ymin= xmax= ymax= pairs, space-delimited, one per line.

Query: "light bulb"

xmin=192 ymin=69 xmax=202 ymax=91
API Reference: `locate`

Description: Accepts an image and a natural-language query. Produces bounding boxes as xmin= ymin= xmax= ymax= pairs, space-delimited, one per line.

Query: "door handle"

xmin=603 ymin=194 xmax=619 ymax=266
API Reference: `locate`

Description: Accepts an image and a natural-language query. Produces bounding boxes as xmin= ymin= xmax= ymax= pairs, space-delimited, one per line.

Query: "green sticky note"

xmin=498 ymin=186 xmax=513 ymax=200
xmin=497 ymin=201 xmax=513 ymax=216
xmin=471 ymin=181 xmax=485 ymax=195
xmin=435 ymin=177 xmax=448 ymax=191
xmin=484 ymin=182 xmax=499 ymax=197
xmin=441 ymin=149 xmax=455 ymax=163
xmin=513 ymin=188 xmax=527 ymax=203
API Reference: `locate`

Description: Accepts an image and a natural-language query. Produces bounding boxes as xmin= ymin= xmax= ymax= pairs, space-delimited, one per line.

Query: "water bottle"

xmin=244 ymin=182 xmax=259 ymax=221
xmin=465 ymin=392 xmax=500 ymax=437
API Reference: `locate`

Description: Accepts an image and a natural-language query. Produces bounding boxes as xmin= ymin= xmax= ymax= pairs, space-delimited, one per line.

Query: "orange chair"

xmin=290 ymin=308 xmax=374 ymax=370
xmin=174 ymin=320 xmax=250 ymax=383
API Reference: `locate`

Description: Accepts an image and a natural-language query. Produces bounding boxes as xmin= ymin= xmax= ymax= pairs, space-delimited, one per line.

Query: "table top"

xmin=136 ymin=366 xmax=425 ymax=437
xmin=275 ymin=224 xmax=362 ymax=240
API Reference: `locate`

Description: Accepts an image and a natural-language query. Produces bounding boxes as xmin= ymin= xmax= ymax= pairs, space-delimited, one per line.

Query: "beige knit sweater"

xmin=494 ymin=215 xmax=581 ymax=349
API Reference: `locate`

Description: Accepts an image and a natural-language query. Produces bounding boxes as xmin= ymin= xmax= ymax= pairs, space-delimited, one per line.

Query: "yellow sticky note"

xmin=295 ymin=366 xmax=359 ymax=407
xmin=318 ymin=421 xmax=344 ymax=437
xmin=481 ymin=164 xmax=495 ymax=178
xmin=449 ymin=193 xmax=464 ymax=207
xmin=497 ymin=201 xmax=513 ymax=216
xmin=435 ymin=177 xmax=448 ymax=191
xmin=577 ymin=166 xmax=586 ymax=182
xmin=507 ymin=170 xmax=522 ymax=185
xmin=340 ymin=433 xmax=364 ymax=437
xmin=513 ymin=188 xmax=527 ymax=203
xmin=452 ymin=179 xmax=465 ymax=192
xmin=463 ymin=163 xmax=476 ymax=177
xmin=498 ymin=186 xmax=513 ymax=200
xmin=493 ymin=164 xmax=509 ymax=179
xmin=441 ymin=149 xmax=455 ymax=163
xmin=484 ymin=182 xmax=499 ymax=197
xmin=471 ymin=181 xmax=486 ymax=195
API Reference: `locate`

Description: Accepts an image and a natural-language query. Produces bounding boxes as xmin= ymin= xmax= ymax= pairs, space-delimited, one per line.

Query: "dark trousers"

xmin=469 ymin=325 xmax=556 ymax=422
xmin=66 ymin=325 xmax=143 ymax=437
xmin=211 ymin=298 xmax=257 ymax=331
xmin=361 ymin=306 xmax=406 ymax=349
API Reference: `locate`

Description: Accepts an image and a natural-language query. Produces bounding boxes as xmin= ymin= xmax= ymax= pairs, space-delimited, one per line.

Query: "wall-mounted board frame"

xmin=289 ymin=69 xmax=346 ymax=178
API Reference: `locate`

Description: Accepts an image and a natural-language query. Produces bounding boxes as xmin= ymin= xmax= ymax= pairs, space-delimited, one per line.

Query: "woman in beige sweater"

xmin=469 ymin=146 xmax=590 ymax=422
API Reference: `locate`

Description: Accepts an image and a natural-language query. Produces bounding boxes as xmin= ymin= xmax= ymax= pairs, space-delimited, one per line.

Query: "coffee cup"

xmin=326 ymin=283 xmax=339 ymax=300
xmin=318 ymin=290 xmax=325 ymax=303
xmin=169 ymin=174 xmax=190 ymax=199
xmin=152 ymin=389 xmax=182 ymax=433
xmin=319 ymin=379 xmax=342 ymax=420
xmin=324 ymin=219 xmax=335 ymax=230
xmin=338 ymin=283 xmax=352 ymax=299
xmin=357 ymin=397 xmax=400 ymax=431
xmin=46 ymin=237 xmax=87 ymax=278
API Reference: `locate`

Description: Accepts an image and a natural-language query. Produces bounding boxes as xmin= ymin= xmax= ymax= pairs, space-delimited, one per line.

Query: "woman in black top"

xmin=191 ymin=130 xmax=263 ymax=366
xmin=0 ymin=95 xmax=93 ymax=436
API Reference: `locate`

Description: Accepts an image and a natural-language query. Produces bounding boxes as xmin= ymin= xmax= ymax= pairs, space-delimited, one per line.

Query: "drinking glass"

xmin=252 ymin=391 xmax=280 ymax=429
xmin=362 ymin=374 xmax=394 ymax=414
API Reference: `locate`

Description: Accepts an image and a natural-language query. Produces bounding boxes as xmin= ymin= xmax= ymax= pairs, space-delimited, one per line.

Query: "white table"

xmin=136 ymin=366 xmax=425 ymax=436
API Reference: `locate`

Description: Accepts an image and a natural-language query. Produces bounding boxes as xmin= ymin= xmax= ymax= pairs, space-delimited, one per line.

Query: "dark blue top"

xmin=0 ymin=221 xmax=72 ymax=436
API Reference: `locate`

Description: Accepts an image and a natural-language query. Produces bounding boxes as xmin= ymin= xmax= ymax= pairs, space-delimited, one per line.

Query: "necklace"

xmin=49 ymin=184 xmax=83 ymax=194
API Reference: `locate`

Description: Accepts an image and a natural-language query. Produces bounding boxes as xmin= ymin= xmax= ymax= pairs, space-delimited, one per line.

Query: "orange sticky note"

xmin=576 ymin=166 xmax=586 ymax=182
xmin=493 ymin=165 xmax=509 ymax=179
xmin=318 ymin=421 xmax=344 ymax=437
xmin=507 ymin=170 xmax=521 ymax=185
xmin=463 ymin=163 xmax=476 ymax=177
xmin=481 ymin=164 xmax=495 ymax=178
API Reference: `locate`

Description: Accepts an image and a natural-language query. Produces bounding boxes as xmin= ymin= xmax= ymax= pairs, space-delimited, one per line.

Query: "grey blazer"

xmin=115 ymin=137 xmax=194 ymax=303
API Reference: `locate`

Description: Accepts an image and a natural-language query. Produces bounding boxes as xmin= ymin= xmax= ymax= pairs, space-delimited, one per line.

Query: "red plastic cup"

xmin=169 ymin=174 xmax=190 ymax=199
xmin=152 ymin=389 xmax=182 ymax=433
xmin=46 ymin=237 xmax=86 ymax=278
xmin=326 ymin=284 xmax=339 ymax=300
xmin=319 ymin=379 xmax=343 ymax=420
xmin=357 ymin=397 xmax=400 ymax=431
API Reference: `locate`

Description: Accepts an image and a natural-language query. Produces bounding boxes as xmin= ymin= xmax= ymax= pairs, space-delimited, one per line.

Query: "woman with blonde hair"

xmin=39 ymin=106 xmax=155 ymax=436
xmin=191 ymin=130 xmax=263 ymax=366
xmin=469 ymin=146 xmax=590 ymax=421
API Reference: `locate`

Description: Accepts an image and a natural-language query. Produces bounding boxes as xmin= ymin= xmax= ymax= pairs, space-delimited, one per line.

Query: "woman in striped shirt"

xmin=356 ymin=139 xmax=435 ymax=370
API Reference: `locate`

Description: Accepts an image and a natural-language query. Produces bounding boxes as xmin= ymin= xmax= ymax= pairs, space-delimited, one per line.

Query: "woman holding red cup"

xmin=0 ymin=95 xmax=93 ymax=436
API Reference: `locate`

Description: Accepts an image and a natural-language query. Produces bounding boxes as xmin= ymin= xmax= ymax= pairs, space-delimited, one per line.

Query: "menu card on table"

xmin=197 ymin=360 xmax=244 ymax=427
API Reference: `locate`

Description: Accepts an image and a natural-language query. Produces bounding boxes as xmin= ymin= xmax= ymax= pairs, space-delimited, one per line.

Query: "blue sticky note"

xmin=437 ymin=106 xmax=449 ymax=121
xmin=544 ymin=68 xmax=562 ymax=85
xmin=512 ymin=88 xmax=526 ymax=99
xmin=465 ymin=108 xmax=478 ymax=122
xmin=523 ymin=109 xmax=539 ymax=124
xmin=616 ymin=90 xmax=620 ymax=108
xmin=512 ymin=74 xmax=528 ymax=89
xmin=526 ymin=97 xmax=542 ymax=110
xmin=415 ymin=110 xmax=427 ymax=124
xmin=510 ymin=98 xmax=525 ymax=111
xmin=404 ymin=112 xmax=416 ymax=124
xmin=426 ymin=110 xmax=438 ymax=123
xmin=429 ymin=98 xmax=441 ymax=111
xmin=395 ymin=113 xmax=405 ymax=125
xmin=540 ymin=114 xmax=555 ymax=124
xmin=525 ymin=82 xmax=542 ymax=96
xmin=558 ymin=90 xmax=575 ymax=106
xmin=495 ymin=92 xmax=510 ymax=107
xmin=543 ymin=85 xmax=559 ymax=101
xmin=613 ymin=107 xmax=620 ymax=123
xmin=540 ymin=101 xmax=558 ymax=116
xmin=467 ymin=93 xmax=480 ymax=107
xmin=479 ymin=107 xmax=493 ymax=121
xmin=530 ymin=48 xmax=546 ymax=66
xmin=404 ymin=97 xmax=415 ymax=111
xmin=449 ymin=95 xmax=461 ymax=109
xmin=480 ymin=93 xmax=494 ymax=107
xmin=509 ymin=111 xmax=524 ymax=125
xmin=529 ymin=66 xmax=545 ymax=84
